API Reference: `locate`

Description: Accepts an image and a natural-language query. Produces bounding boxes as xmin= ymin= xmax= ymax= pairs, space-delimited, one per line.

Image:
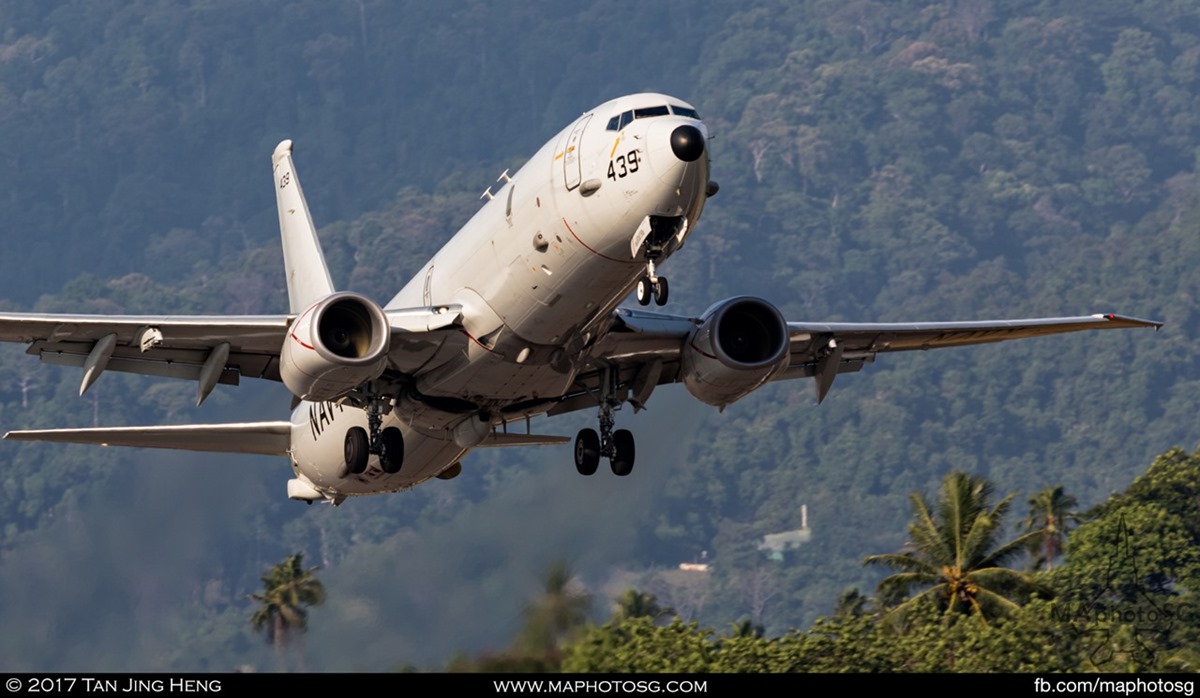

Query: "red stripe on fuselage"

xmin=562 ymin=217 xmax=626 ymax=264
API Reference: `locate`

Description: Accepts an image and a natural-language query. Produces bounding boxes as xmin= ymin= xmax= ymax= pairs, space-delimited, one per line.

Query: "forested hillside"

xmin=0 ymin=0 xmax=1198 ymax=671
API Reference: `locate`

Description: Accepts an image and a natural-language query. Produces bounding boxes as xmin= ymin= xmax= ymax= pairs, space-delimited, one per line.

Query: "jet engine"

xmin=680 ymin=297 xmax=790 ymax=407
xmin=280 ymin=292 xmax=391 ymax=401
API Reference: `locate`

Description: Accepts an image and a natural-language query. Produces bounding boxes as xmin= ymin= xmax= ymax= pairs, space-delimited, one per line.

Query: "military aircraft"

xmin=0 ymin=93 xmax=1161 ymax=503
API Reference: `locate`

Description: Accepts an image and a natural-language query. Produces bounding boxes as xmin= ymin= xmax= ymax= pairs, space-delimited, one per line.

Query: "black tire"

xmin=611 ymin=429 xmax=635 ymax=476
xmin=574 ymin=428 xmax=601 ymax=476
xmin=653 ymin=276 xmax=669 ymax=306
xmin=344 ymin=427 xmax=370 ymax=475
xmin=380 ymin=427 xmax=404 ymax=474
xmin=635 ymin=276 xmax=652 ymax=306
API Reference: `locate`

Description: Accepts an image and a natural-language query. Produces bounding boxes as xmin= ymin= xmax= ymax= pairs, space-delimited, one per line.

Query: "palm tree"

xmin=612 ymin=588 xmax=674 ymax=624
xmin=1022 ymin=484 xmax=1080 ymax=570
xmin=250 ymin=552 xmax=326 ymax=671
xmin=515 ymin=560 xmax=592 ymax=654
xmin=864 ymin=471 xmax=1043 ymax=625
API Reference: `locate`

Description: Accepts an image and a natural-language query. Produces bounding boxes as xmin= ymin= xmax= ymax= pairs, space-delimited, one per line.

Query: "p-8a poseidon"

xmin=0 ymin=93 xmax=1160 ymax=503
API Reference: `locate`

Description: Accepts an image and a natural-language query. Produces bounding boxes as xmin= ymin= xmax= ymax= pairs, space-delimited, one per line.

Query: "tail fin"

xmin=273 ymin=140 xmax=335 ymax=313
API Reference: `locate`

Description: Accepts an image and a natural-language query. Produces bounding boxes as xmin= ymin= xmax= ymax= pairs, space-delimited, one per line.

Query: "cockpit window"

xmin=606 ymin=105 xmax=686 ymax=131
xmin=671 ymin=105 xmax=700 ymax=119
xmin=605 ymin=111 xmax=634 ymax=130
xmin=634 ymin=105 xmax=670 ymax=119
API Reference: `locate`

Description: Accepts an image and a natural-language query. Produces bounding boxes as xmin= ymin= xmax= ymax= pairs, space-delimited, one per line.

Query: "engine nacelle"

xmin=280 ymin=292 xmax=390 ymax=401
xmin=680 ymin=297 xmax=790 ymax=407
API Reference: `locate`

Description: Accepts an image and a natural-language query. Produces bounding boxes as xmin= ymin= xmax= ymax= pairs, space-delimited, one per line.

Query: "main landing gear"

xmin=573 ymin=370 xmax=635 ymax=476
xmin=344 ymin=394 xmax=404 ymax=476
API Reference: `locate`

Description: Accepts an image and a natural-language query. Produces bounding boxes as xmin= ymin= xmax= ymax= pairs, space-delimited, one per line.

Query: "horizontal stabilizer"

xmin=478 ymin=433 xmax=570 ymax=448
xmin=4 ymin=422 xmax=292 ymax=456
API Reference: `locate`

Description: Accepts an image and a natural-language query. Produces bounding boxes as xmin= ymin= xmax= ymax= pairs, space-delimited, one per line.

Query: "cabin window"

xmin=671 ymin=105 xmax=700 ymax=119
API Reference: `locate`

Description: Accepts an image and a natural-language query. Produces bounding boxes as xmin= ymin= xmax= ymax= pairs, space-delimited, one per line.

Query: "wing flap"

xmin=4 ymin=422 xmax=293 ymax=456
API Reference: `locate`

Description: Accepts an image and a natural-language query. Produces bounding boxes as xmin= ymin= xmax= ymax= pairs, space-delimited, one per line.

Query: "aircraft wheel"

xmin=635 ymin=277 xmax=653 ymax=306
xmin=610 ymin=429 xmax=635 ymax=476
xmin=574 ymin=428 xmax=600 ymax=475
xmin=653 ymin=277 xmax=669 ymax=306
xmin=345 ymin=427 xmax=369 ymax=475
xmin=380 ymin=427 xmax=404 ymax=474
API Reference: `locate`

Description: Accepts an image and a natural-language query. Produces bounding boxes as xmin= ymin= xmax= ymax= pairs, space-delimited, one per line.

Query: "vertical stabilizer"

xmin=273 ymin=140 xmax=336 ymax=313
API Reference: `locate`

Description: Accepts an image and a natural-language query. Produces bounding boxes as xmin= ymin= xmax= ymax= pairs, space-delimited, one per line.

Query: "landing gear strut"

xmin=344 ymin=389 xmax=404 ymax=476
xmin=365 ymin=396 xmax=404 ymax=474
xmin=573 ymin=368 xmax=636 ymax=476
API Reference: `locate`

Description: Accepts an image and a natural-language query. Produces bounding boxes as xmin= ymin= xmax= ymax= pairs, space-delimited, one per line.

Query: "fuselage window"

xmin=618 ymin=110 xmax=633 ymax=130
xmin=606 ymin=115 xmax=620 ymax=131
xmin=670 ymin=105 xmax=700 ymax=119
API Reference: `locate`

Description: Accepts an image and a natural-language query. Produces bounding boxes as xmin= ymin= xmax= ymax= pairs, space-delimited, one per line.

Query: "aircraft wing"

xmin=0 ymin=312 xmax=291 ymax=402
xmin=0 ymin=305 xmax=465 ymax=405
xmin=779 ymin=313 xmax=1161 ymax=402
xmin=547 ymin=308 xmax=1161 ymax=416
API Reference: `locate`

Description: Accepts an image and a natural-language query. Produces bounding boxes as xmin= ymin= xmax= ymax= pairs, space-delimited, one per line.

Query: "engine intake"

xmin=280 ymin=292 xmax=390 ymax=401
xmin=681 ymin=297 xmax=790 ymax=407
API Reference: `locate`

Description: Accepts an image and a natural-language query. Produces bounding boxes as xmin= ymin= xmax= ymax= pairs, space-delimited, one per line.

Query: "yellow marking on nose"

xmin=610 ymin=137 xmax=621 ymax=158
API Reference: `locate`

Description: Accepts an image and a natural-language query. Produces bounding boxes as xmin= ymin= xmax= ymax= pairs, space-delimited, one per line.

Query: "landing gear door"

xmin=562 ymin=114 xmax=592 ymax=192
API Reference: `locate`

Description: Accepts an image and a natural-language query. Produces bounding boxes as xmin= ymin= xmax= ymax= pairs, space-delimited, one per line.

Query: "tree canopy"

xmin=865 ymin=471 xmax=1043 ymax=624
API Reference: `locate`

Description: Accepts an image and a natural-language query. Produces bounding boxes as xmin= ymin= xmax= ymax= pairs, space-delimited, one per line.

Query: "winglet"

xmin=1096 ymin=313 xmax=1164 ymax=330
xmin=273 ymin=140 xmax=336 ymax=314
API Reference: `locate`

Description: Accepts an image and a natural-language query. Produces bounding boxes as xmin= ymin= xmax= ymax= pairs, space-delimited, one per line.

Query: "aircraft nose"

xmin=670 ymin=125 xmax=705 ymax=162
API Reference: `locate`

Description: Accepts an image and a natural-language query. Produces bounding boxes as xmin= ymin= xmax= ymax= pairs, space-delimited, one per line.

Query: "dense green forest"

xmin=551 ymin=448 xmax=1199 ymax=672
xmin=1 ymin=0 xmax=1198 ymax=671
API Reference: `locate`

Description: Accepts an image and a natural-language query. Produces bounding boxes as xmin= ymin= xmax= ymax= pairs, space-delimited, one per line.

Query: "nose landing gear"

xmin=635 ymin=261 xmax=669 ymax=307
xmin=632 ymin=216 xmax=685 ymax=306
